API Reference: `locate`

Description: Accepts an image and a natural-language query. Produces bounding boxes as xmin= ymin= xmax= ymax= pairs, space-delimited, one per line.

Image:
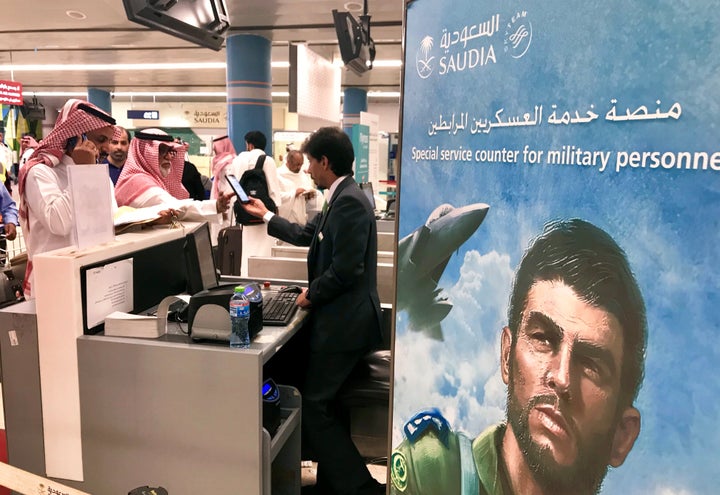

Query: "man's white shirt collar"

xmin=326 ymin=175 xmax=350 ymax=204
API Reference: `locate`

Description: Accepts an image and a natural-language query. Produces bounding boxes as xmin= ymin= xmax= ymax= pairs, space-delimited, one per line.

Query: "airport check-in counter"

xmin=0 ymin=223 xmax=307 ymax=495
xmin=248 ymin=256 xmax=395 ymax=306
xmin=254 ymin=229 xmax=397 ymax=306
xmin=376 ymin=219 xmax=396 ymax=234
xmin=271 ymin=245 xmax=395 ymax=264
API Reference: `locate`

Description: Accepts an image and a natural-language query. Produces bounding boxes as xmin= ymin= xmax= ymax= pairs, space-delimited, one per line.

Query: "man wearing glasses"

xmin=114 ymin=128 xmax=232 ymax=222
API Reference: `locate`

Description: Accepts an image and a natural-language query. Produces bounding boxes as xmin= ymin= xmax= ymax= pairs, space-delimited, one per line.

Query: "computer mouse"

xmin=279 ymin=285 xmax=304 ymax=294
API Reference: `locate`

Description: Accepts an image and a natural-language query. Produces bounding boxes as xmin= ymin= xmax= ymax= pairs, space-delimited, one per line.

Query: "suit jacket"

xmin=268 ymin=175 xmax=382 ymax=352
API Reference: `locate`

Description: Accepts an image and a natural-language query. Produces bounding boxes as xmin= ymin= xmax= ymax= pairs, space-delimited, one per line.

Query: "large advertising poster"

xmin=391 ymin=1 xmax=719 ymax=494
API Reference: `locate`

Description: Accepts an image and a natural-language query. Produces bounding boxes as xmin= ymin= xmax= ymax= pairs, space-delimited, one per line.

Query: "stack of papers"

xmin=104 ymin=311 xmax=161 ymax=338
xmin=113 ymin=205 xmax=165 ymax=234
xmin=102 ymin=295 xmax=190 ymax=338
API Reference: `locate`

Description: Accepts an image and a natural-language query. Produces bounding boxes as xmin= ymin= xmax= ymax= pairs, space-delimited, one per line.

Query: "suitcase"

xmin=216 ymin=225 xmax=243 ymax=275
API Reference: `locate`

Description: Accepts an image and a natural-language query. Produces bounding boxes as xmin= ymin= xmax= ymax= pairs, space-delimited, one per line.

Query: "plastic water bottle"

xmin=229 ymin=285 xmax=250 ymax=348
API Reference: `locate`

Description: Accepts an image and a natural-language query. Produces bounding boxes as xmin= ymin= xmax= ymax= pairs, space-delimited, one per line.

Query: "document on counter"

xmin=104 ymin=294 xmax=191 ymax=338
xmin=85 ymin=258 xmax=134 ymax=329
xmin=113 ymin=205 xmax=165 ymax=234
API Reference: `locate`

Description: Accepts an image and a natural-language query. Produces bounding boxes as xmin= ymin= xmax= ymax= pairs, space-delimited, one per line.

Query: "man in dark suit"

xmin=241 ymin=126 xmax=385 ymax=495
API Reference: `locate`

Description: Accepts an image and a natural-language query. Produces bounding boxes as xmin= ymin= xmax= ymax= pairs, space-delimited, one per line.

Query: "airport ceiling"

xmin=0 ymin=0 xmax=404 ymax=103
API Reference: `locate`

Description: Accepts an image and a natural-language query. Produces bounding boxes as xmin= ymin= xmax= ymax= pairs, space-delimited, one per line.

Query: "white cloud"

xmin=652 ymin=486 xmax=695 ymax=495
xmin=392 ymin=248 xmax=514 ymax=444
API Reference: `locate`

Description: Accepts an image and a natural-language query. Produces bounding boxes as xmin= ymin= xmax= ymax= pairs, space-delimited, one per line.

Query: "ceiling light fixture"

xmin=1 ymin=61 xmax=302 ymax=72
xmin=113 ymin=91 xmax=227 ymax=98
xmin=332 ymin=58 xmax=402 ymax=68
xmin=22 ymin=91 xmax=88 ymax=97
xmin=366 ymin=91 xmax=400 ymax=98
xmin=370 ymin=60 xmax=402 ymax=68
xmin=23 ymin=90 xmax=400 ymax=99
xmin=112 ymin=91 xmax=294 ymax=98
xmin=65 ymin=10 xmax=87 ymax=20
xmin=3 ymin=62 xmax=226 ymax=72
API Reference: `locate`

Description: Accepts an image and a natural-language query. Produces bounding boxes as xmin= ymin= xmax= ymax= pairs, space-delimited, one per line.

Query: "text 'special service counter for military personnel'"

xmin=0 ymin=222 xmax=308 ymax=495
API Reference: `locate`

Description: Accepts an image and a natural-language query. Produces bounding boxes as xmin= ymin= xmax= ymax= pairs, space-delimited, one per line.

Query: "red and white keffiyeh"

xmin=114 ymin=128 xmax=188 ymax=206
xmin=17 ymin=98 xmax=115 ymax=297
xmin=210 ymin=135 xmax=236 ymax=199
xmin=18 ymin=99 xmax=116 ymax=211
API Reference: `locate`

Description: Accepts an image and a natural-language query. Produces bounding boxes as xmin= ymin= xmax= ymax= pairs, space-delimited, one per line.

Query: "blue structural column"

xmin=226 ymin=34 xmax=273 ymax=153
xmin=87 ymin=88 xmax=112 ymax=115
xmin=342 ymin=88 xmax=367 ymax=134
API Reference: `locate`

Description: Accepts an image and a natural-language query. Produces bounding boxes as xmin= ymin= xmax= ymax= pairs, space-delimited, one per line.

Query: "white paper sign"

xmin=85 ymin=258 xmax=134 ymax=329
xmin=67 ymin=164 xmax=114 ymax=250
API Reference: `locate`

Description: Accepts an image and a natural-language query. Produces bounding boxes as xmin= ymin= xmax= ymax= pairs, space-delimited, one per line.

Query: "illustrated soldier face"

xmin=501 ymin=279 xmax=640 ymax=494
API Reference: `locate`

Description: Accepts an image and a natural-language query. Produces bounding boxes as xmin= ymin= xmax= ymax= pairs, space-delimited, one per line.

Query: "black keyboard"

xmin=262 ymin=291 xmax=300 ymax=326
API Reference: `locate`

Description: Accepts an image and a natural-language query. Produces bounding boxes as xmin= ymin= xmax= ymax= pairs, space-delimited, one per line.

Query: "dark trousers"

xmin=303 ymin=348 xmax=374 ymax=495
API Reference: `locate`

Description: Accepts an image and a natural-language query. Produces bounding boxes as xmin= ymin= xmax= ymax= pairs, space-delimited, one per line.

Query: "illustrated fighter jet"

xmin=396 ymin=202 xmax=489 ymax=340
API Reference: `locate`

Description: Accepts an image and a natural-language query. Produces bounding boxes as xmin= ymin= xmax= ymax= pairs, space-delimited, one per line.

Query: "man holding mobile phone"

xmin=240 ymin=127 xmax=384 ymax=495
xmin=230 ymin=130 xmax=283 ymax=276
xmin=18 ymin=99 xmax=127 ymax=298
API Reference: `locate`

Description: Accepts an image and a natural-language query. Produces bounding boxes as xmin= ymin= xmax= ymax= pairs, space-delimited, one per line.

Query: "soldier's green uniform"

xmin=390 ymin=410 xmax=512 ymax=495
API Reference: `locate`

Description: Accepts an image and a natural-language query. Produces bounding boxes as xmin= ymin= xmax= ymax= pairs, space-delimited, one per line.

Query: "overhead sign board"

xmin=0 ymin=80 xmax=23 ymax=105
xmin=127 ymin=110 xmax=159 ymax=120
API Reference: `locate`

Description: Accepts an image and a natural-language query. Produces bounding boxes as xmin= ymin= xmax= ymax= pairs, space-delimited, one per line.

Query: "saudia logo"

xmin=416 ymin=36 xmax=435 ymax=79
xmin=504 ymin=11 xmax=532 ymax=59
xmin=416 ymin=12 xmax=533 ymax=79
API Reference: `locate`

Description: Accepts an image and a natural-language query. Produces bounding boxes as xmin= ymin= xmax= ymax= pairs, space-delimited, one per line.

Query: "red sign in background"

xmin=0 ymin=80 xmax=23 ymax=105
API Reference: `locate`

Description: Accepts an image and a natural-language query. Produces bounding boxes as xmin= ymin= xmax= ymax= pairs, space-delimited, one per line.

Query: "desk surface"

xmin=75 ymin=303 xmax=308 ymax=495
xmin=155 ymin=301 xmax=308 ymax=365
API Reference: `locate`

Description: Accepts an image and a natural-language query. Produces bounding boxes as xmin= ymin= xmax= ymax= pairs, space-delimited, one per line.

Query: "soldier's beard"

xmin=506 ymin=366 xmax=615 ymax=494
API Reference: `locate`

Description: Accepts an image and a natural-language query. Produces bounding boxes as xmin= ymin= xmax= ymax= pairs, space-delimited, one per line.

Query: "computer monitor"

xmin=122 ymin=0 xmax=230 ymax=51
xmin=184 ymin=222 xmax=219 ymax=295
xmin=332 ymin=9 xmax=375 ymax=75
xmin=359 ymin=182 xmax=376 ymax=210
xmin=80 ymin=237 xmax=188 ymax=334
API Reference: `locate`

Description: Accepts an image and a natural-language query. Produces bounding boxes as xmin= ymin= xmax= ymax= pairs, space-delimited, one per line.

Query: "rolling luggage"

xmin=216 ymin=225 xmax=242 ymax=275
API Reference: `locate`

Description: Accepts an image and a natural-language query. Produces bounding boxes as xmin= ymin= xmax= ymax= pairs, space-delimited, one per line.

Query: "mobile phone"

xmin=226 ymin=174 xmax=250 ymax=203
xmin=65 ymin=133 xmax=87 ymax=152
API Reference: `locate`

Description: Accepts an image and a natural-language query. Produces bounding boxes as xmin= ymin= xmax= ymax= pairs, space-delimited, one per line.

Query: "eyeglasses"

xmin=159 ymin=145 xmax=178 ymax=158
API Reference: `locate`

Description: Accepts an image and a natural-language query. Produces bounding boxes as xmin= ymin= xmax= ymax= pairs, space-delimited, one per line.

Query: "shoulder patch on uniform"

xmin=390 ymin=450 xmax=408 ymax=491
xmin=403 ymin=408 xmax=451 ymax=447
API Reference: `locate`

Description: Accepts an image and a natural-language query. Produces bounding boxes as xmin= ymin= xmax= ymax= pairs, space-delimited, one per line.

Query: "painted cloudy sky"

xmin=392 ymin=1 xmax=720 ymax=494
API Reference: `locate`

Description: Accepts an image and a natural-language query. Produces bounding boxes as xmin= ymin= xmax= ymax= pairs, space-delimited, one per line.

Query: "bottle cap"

xmin=234 ymin=285 xmax=245 ymax=293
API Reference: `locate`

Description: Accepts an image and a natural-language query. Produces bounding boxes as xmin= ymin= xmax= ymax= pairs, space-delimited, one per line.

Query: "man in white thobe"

xmin=230 ymin=130 xmax=282 ymax=277
xmin=277 ymin=149 xmax=318 ymax=225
